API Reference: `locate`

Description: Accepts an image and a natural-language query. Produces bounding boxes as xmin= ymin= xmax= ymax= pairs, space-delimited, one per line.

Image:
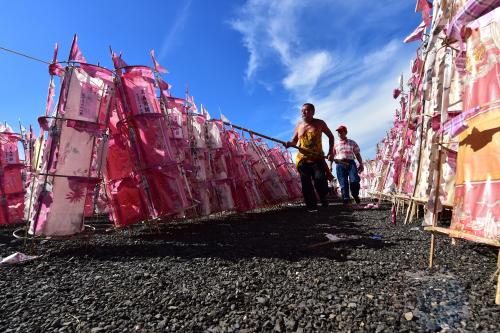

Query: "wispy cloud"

xmin=282 ymin=51 xmax=333 ymax=95
xmin=230 ymin=0 xmax=305 ymax=80
xmin=159 ymin=0 xmax=192 ymax=60
xmin=231 ymin=0 xmax=414 ymax=157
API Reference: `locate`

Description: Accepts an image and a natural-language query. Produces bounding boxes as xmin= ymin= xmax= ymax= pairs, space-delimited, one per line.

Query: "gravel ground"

xmin=0 ymin=202 xmax=499 ymax=333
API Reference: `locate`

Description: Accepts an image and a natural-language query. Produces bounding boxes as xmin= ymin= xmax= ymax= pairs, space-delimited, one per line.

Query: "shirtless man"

xmin=286 ymin=103 xmax=335 ymax=211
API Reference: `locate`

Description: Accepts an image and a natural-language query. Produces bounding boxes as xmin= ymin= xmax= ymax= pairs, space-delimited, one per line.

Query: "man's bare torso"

xmin=296 ymin=118 xmax=326 ymax=137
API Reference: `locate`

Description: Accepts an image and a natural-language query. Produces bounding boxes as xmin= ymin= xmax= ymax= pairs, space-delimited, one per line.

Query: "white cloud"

xmin=308 ymin=43 xmax=412 ymax=158
xmin=283 ymin=51 xmax=333 ymax=94
xmin=229 ymin=0 xmax=304 ymax=80
xmin=231 ymin=0 xmax=415 ymax=158
xmin=362 ymin=39 xmax=401 ymax=66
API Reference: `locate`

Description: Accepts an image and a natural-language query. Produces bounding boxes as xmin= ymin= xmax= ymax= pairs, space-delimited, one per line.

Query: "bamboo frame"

xmin=29 ymin=62 xmax=74 ymax=241
xmin=155 ymin=71 xmax=197 ymax=217
xmin=424 ymin=226 xmax=500 ymax=248
xmin=424 ymin=227 xmax=500 ymax=305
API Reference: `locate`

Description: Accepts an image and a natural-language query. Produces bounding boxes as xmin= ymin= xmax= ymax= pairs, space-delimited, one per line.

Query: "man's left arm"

xmin=354 ymin=143 xmax=363 ymax=173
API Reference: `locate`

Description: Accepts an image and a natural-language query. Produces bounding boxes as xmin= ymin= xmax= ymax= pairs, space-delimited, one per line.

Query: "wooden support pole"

xmin=496 ymin=250 xmax=500 ymax=305
xmin=403 ymin=201 xmax=412 ymax=225
xmin=427 ymin=133 xmax=444 ymax=269
xmin=429 ymin=233 xmax=435 ymax=268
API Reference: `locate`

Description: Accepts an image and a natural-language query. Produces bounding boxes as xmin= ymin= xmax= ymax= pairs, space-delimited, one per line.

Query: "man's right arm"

xmin=285 ymin=125 xmax=299 ymax=148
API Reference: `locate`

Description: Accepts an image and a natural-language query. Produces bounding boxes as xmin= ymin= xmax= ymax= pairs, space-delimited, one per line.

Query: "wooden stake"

xmin=429 ymin=233 xmax=435 ymax=268
xmin=496 ymin=250 xmax=500 ymax=305
xmin=404 ymin=201 xmax=413 ymax=225
xmin=427 ymin=133 xmax=444 ymax=268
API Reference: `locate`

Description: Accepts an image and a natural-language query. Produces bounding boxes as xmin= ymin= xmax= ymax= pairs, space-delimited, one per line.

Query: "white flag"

xmin=220 ymin=112 xmax=230 ymax=124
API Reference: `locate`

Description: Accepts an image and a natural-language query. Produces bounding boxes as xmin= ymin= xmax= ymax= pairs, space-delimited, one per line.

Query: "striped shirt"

xmin=334 ymin=139 xmax=360 ymax=160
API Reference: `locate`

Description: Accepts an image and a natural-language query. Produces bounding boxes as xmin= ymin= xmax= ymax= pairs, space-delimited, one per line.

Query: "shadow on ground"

xmin=40 ymin=202 xmax=396 ymax=262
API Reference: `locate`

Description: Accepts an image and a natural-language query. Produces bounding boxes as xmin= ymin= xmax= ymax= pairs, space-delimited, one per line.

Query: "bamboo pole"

xmin=109 ymin=47 xmax=158 ymax=220
xmin=403 ymin=45 xmax=430 ymax=225
xmin=428 ymin=137 xmax=444 ymax=268
xmin=424 ymin=226 xmax=500 ymax=247
xmin=30 ymin=51 xmax=75 ymax=243
xmin=222 ymin=121 xmax=349 ymax=166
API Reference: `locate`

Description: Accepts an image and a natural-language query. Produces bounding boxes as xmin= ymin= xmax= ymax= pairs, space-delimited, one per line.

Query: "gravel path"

xmin=1 ymin=202 xmax=499 ymax=332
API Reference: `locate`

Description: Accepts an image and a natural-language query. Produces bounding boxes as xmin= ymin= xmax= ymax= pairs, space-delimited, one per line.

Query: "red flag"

xmin=69 ymin=35 xmax=87 ymax=63
xmin=392 ymin=88 xmax=401 ymax=99
xmin=404 ymin=21 xmax=426 ymax=43
xmin=150 ymin=50 xmax=168 ymax=73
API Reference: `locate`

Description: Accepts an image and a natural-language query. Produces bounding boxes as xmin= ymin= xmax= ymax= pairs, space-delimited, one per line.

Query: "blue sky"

xmin=0 ymin=0 xmax=421 ymax=158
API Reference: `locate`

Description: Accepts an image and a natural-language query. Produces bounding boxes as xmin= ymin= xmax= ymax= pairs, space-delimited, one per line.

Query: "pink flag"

xmin=201 ymin=104 xmax=211 ymax=120
xmin=411 ymin=54 xmax=423 ymax=73
xmin=80 ymin=63 xmax=114 ymax=84
xmin=415 ymin=0 xmax=432 ymax=27
xmin=422 ymin=10 xmax=432 ymax=27
xmin=111 ymin=51 xmax=128 ymax=69
xmin=49 ymin=63 xmax=64 ymax=76
xmin=52 ymin=43 xmax=59 ymax=63
xmin=45 ymin=80 xmax=55 ymax=116
xmin=158 ymin=78 xmax=171 ymax=91
xmin=69 ymin=35 xmax=87 ymax=63
xmin=414 ymin=0 xmax=430 ymax=12
xmin=150 ymin=50 xmax=168 ymax=73
xmin=48 ymin=43 xmax=64 ymax=76
xmin=404 ymin=21 xmax=426 ymax=43
xmin=187 ymin=95 xmax=198 ymax=113
xmin=29 ymin=125 xmax=34 ymax=141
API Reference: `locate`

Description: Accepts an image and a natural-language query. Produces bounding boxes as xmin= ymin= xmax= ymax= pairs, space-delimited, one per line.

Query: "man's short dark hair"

xmin=303 ymin=103 xmax=315 ymax=113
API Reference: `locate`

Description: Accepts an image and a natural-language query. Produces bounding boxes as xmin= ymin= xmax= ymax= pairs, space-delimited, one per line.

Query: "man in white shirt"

xmin=332 ymin=125 xmax=363 ymax=206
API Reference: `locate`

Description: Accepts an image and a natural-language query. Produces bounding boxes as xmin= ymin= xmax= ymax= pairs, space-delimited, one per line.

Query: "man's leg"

xmin=311 ymin=161 xmax=329 ymax=207
xmin=348 ymin=161 xmax=361 ymax=204
xmin=336 ymin=163 xmax=350 ymax=204
xmin=298 ymin=161 xmax=317 ymax=209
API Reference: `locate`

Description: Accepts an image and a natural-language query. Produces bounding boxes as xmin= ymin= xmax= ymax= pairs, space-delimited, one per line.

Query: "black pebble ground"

xmin=1 ymin=202 xmax=499 ymax=332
